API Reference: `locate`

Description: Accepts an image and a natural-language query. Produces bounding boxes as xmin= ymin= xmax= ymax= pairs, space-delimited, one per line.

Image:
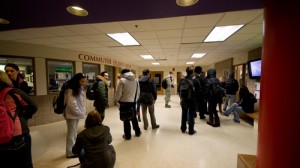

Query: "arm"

xmin=97 ymin=81 xmax=108 ymax=106
xmin=66 ymin=89 xmax=82 ymax=116
xmin=13 ymin=88 xmax=38 ymax=119
xmin=151 ymin=80 xmax=157 ymax=100
xmin=114 ymin=80 xmax=123 ymax=102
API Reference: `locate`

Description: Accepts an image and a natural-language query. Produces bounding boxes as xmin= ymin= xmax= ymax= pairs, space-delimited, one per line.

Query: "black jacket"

xmin=139 ymin=76 xmax=157 ymax=100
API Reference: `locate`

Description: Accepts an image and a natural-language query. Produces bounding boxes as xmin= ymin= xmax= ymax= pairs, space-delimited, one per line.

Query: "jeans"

xmin=181 ymin=103 xmax=196 ymax=133
xmin=66 ymin=119 xmax=79 ymax=157
xmin=141 ymin=102 xmax=158 ymax=130
xmin=223 ymin=94 xmax=236 ymax=111
xmin=223 ymin=103 xmax=244 ymax=122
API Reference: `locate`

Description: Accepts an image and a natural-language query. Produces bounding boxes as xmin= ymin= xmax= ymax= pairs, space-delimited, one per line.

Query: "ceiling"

xmin=0 ymin=0 xmax=264 ymax=68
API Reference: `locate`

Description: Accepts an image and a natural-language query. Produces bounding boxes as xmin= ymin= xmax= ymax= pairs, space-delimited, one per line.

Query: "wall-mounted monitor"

xmin=248 ymin=58 xmax=261 ymax=79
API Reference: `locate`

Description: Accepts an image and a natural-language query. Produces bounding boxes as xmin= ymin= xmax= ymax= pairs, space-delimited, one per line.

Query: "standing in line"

xmin=114 ymin=68 xmax=141 ymax=140
xmin=139 ymin=69 xmax=160 ymax=130
xmin=164 ymin=71 xmax=174 ymax=108
xmin=64 ymin=73 xmax=87 ymax=158
xmin=0 ymin=71 xmax=38 ymax=168
xmin=72 ymin=110 xmax=116 ymax=168
xmin=193 ymin=66 xmax=208 ymax=119
xmin=94 ymin=71 xmax=109 ymax=120
xmin=179 ymin=66 xmax=197 ymax=135
xmin=223 ymin=72 xmax=239 ymax=111
xmin=5 ymin=63 xmax=31 ymax=95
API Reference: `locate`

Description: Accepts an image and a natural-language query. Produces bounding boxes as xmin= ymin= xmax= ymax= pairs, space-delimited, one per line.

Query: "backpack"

xmin=86 ymin=81 xmax=99 ymax=100
xmin=179 ymin=78 xmax=194 ymax=99
xmin=162 ymin=78 xmax=168 ymax=89
xmin=52 ymin=83 xmax=67 ymax=114
xmin=208 ymin=78 xmax=224 ymax=100
xmin=0 ymin=88 xmax=18 ymax=144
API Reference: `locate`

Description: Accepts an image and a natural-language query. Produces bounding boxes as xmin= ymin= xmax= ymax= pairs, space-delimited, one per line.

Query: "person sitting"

xmin=222 ymin=85 xmax=257 ymax=123
xmin=72 ymin=110 xmax=116 ymax=168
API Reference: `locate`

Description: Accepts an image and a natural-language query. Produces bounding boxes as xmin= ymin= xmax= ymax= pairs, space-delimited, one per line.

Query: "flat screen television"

xmin=248 ymin=58 xmax=261 ymax=79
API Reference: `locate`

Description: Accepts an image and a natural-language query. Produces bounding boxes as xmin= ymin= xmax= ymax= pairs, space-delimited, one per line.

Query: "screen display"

xmin=248 ymin=59 xmax=261 ymax=79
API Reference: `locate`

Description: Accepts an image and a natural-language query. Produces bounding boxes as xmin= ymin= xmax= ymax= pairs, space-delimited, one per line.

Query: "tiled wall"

xmin=28 ymin=87 xmax=115 ymax=126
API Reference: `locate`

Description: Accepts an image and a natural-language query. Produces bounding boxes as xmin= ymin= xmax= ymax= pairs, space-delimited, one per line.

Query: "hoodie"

xmin=114 ymin=72 xmax=140 ymax=103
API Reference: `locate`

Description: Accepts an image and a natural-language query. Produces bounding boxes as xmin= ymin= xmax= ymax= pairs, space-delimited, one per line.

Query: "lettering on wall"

xmin=78 ymin=54 xmax=131 ymax=68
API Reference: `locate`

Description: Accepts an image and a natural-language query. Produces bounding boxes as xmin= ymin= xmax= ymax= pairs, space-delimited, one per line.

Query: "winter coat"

xmin=94 ymin=76 xmax=108 ymax=112
xmin=64 ymin=88 xmax=86 ymax=119
xmin=72 ymin=125 xmax=116 ymax=168
xmin=114 ymin=72 xmax=140 ymax=103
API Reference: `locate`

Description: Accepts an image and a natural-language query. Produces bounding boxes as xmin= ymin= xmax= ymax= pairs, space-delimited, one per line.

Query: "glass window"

xmin=0 ymin=56 xmax=35 ymax=95
xmin=83 ymin=63 xmax=99 ymax=85
xmin=47 ymin=60 xmax=74 ymax=93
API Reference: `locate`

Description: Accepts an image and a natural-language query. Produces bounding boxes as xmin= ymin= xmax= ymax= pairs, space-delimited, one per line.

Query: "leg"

xmin=165 ymin=88 xmax=171 ymax=108
xmin=233 ymin=106 xmax=244 ymax=123
xmin=148 ymin=103 xmax=159 ymax=129
xmin=66 ymin=119 xmax=79 ymax=157
xmin=188 ymin=106 xmax=196 ymax=134
xmin=123 ymin=120 xmax=131 ymax=140
xmin=180 ymin=105 xmax=188 ymax=133
xmin=141 ymin=103 xmax=149 ymax=130
xmin=24 ymin=133 xmax=33 ymax=168
xmin=223 ymin=94 xmax=230 ymax=111
xmin=223 ymin=103 xmax=239 ymax=116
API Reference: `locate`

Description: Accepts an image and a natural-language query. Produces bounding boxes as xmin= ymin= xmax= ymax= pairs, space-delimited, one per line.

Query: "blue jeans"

xmin=223 ymin=94 xmax=236 ymax=111
xmin=223 ymin=103 xmax=244 ymax=122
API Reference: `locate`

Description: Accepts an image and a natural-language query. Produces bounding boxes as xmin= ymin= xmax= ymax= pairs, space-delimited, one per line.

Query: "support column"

xmin=257 ymin=1 xmax=300 ymax=168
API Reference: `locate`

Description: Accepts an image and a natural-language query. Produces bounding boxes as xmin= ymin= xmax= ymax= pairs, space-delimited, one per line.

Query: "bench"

xmin=241 ymin=111 xmax=259 ymax=129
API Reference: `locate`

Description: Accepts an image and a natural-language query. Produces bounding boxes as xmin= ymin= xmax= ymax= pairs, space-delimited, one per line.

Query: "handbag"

xmin=119 ymin=81 xmax=138 ymax=121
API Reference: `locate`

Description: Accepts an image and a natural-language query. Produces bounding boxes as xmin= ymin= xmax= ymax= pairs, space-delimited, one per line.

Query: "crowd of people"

xmin=0 ymin=64 xmax=257 ymax=168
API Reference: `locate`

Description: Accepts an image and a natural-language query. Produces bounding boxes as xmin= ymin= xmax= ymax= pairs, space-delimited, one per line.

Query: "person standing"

xmin=164 ymin=71 xmax=174 ymax=108
xmin=5 ymin=63 xmax=31 ymax=95
xmin=206 ymin=68 xmax=221 ymax=127
xmin=64 ymin=73 xmax=87 ymax=158
xmin=139 ymin=69 xmax=159 ymax=130
xmin=94 ymin=71 xmax=109 ymax=120
xmin=72 ymin=110 xmax=116 ymax=168
xmin=193 ymin=66 xmax=208 ymax=119
xmin=223 ymin=72 xmax=239 ymax=111
xmin=179 ymin=66 xmax=197 ymax=135
xmin=114 ymin=68 xmax=141 ymax=140
xmin=0 ymin=71 xmax=38 ymax=168
xmin=218 ymin=76 xmax=226 ymax=114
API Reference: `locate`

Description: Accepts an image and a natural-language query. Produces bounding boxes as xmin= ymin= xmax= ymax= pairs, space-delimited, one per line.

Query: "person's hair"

xmin=239 ymin=85 xmax=249 ymax=98
xmin=186 ymin=66 xmax=194 ymax=75
xmin=100 ymin=71 xmax=108 ymax=77
xmin=85 ymin=110 xmax=103 ymax=128
xmin=5 ymin=63 xmax=20 ymax=71
xmin=142 ymin=69 xmax=150 ymax=75
xmin=66 ymin=73 xmax=86 ymax=96
xmin=194 ymin=66 xmax=202 ymax=74
xmin=121 ymin=68 xmax=130 ymax=74
xmin=0 ymin=71 xmax=13 ymax=89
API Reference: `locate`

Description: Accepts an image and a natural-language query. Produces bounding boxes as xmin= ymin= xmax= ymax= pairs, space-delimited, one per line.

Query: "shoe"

xmin=189 ymin=130 xmax=197 ymax=135
xmin=221 ymin=112 xmax=229 ymax=117
xmin=138 ymin=116 xmax=141 ymax=122
xmin=213 ymin=123 xmax=220 ymax=127
xmin=233 ymin=119 xmax=240 ymax=123
xmin=122 ymin=135 xmax=131 ymax=140
xmin=135 ymin=131 xmax=142 ymax=137
xmin=207 ymin=121 xmax=214 ymax=127
xmin=165 ymin=104 xmax=171 ymax=108
xmin=66 ymin=154 xmax=78 ymax=158
xmin=144 ymin=127 xmax=148 ymax=130
xmin=152 ymin=125 xmax=160 ymax=129
xmin=200 ymin=116 xmax=206 ymax=119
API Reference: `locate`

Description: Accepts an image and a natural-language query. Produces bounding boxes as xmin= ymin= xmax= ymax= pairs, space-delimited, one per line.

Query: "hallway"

xmin=30 ymin=95 xmax=257 ymax=168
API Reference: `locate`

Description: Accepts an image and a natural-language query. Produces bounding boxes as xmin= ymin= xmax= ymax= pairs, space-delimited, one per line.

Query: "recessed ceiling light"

xmin=204 ymin=25 xmax=244 ymax=42
xmin=176 ymin=0 xmax=198 ymax=7
xmin=66 ymin=6 xmax=88 ymax=16
xmin=186 ymin=62 xmax=195 ymax=65
xmin=191 ymin=53 xmax=206 ymax=58
xmin=107 ymin=32 xmax=140 ymax=46
xmin=152 ymin=62 xmax=160 ymax=65
xmin=140 ymin=55 xmax=154 ymax=59
xmin=0 ymin=18 xmax=9 ymax=24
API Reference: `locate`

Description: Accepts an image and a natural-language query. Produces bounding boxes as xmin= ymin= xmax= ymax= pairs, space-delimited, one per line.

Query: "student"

xmin=94 ymin=71 xmax=109 ymax=120
xmin=222 ymin=85 xmax=257 ymax=123
xmin=164 ymin=71 xmax=174 ymax=108
xmin=5 ymin=63 xmax=31 ymax=95
xmin=72 ymin=110 xmax=116 ymax=168
xmin=64 ymin=73 xmax=87 ymax=158
xmin=223 ymin=72 xmax=239 ymax=111
xmin=114 ymin=68 xmax=141 ymax=140
xmin=0 ymin=71 xmax=38 ymax=168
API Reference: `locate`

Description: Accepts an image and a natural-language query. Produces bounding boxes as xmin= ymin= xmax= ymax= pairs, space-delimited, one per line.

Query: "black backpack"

xmin=52 ymin=83 xmax=67 ymax=114
xmin=179 ymin=78 xmax=194 ymax=99
xmin=162 ymin=78 xmax=168 ymax=89
xmin=86 ymin=81 xmax=99 ymax=100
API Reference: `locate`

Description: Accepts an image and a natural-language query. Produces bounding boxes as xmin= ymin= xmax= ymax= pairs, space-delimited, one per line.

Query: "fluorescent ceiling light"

xmin=191 ymin=53 xmax=206 ymax=58
xmin=186 ymin=62 xmax=195 ymax=65
xmin=140 ymin=55 xmax=154 ymax=59
xmin=152 ymin=62 xmax=160 ymax=65
xmin=204 ymin=25 xmax=244 ymax=42
xmin=107 ymin=32 xmax=140 ymax=46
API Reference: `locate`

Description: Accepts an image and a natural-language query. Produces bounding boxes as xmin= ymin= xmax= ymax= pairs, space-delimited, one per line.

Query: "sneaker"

xmin=122 ymin=135 xmax=131 ymax=140
xmin=233 ymin=119 xmax=240 ymax=123
xmin=135 ymin=131 xmax=142 ymax=137
xmin=152 ymin=125 xmax=160 ymax=129
xmin=189 ymin=130 xmax=197 ymax=135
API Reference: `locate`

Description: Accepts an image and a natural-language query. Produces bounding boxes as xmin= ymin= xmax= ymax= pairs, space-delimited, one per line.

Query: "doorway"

xmin=150 ymin=71 xmax=164 ymax=95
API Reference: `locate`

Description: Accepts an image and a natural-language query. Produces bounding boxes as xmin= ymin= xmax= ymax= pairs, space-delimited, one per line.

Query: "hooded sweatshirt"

xmin=114 ymin=72 xmax=140 ymax=103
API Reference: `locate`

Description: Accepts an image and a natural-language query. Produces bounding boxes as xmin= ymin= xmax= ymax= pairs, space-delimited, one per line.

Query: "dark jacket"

xmin=193 ymin=73 xmax=208 ymax=99
xmin=206 ymin=69 xmax=221 ymax=100
xmin=238 ymin=86 xmax=257 ymax=113
xmin=72 ymin=125 xmax=116 ymax=168
xmin=94 ymin=76 xmax=108 ymax=113
xmin=225 ymin=77 xmax=239 ymax=95
xmin=180 ymin=74 xmax=196 ymax=106
xmin=139 ymin=76 xmax=157 ymax=100
xmin=12 ymin=77 xmax=31 ymax=95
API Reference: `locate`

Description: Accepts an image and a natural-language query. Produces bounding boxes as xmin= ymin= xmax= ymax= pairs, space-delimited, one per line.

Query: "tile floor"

xmin=30 ymin=95 xmax=257 ymax=168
